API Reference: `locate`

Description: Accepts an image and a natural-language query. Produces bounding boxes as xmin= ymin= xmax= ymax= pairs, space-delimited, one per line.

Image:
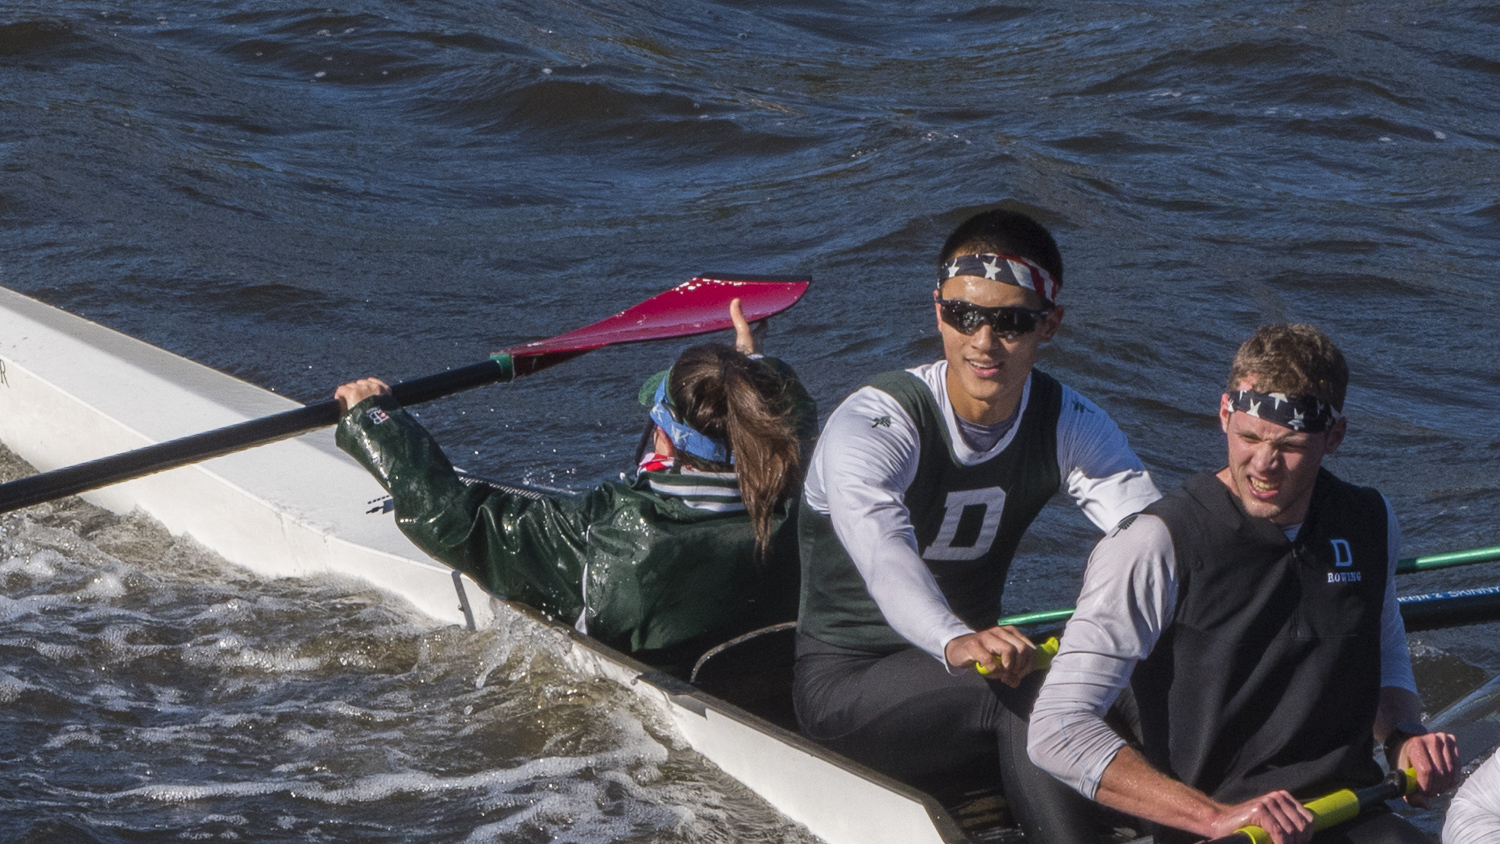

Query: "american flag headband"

xmin=1228 ymin=389 xmax=1342 ymax=433
xmin=649 ymin=375 xmax=733 ymax=464
xmin=937 ymin=253 xmax=1060 ymax=306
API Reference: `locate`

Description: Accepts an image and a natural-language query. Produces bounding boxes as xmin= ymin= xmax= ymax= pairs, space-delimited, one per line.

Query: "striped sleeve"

xmin=643 ymin=470 xmax=745 ymax=513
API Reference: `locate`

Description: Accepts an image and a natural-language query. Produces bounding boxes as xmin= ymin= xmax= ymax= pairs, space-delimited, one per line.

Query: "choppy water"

xmin=0 ymin=445 xmax=818 ymax=843
xmin=3 ymin=0 xmax=1500 ymax=840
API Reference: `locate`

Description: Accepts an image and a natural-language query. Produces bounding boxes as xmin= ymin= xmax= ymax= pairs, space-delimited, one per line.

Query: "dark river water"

xmin=3 ymin=0 xmax=1500 ymax=840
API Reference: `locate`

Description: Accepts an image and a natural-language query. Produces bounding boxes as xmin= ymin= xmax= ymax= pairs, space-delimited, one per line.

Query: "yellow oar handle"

xmin=1216 ymin=769 xmax=1416 ymax=844
xmin=973 ymin=637 xmax=1059 ymax=676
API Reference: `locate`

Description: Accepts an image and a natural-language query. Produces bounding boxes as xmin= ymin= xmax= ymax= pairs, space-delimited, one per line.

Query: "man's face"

xmin=934 ymin=274 xmax=1062 ymax=425
xmin=1217 ymin=378 xmax=1347 ymax=525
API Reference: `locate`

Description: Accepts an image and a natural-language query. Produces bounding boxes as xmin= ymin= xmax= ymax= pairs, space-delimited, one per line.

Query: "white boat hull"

xmin=0 ymin=285 xmax=964 ymax=844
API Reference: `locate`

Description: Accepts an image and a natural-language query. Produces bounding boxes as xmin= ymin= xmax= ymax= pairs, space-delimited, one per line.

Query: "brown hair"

xmin=1227 ymin=323 xmax=1349 ymax=411
xmin=668 ymin=344 xmax=804 ymax=559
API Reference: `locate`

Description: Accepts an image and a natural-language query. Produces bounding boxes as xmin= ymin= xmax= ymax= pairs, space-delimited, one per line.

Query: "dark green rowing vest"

xmin=798 ymin=369 xmax=1064 ymax=653
xmin=1132 ymin=469 xmax=1388 ymax=812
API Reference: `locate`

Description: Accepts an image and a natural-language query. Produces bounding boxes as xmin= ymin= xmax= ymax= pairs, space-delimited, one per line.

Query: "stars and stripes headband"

xmin=647 ymin=373 xmax=732 ymax=464
xmin=1228 ymin=389 xmax=1342 ymax=433
xmin=938 ymin=253 xmax=1060 ymax=306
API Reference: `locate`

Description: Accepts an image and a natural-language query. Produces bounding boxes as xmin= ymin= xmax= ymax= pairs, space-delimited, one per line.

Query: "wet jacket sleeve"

xmin=334 ymin=394 xmax=600 ymax=623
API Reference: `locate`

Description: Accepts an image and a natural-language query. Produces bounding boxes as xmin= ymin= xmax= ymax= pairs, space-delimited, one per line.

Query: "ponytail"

xmin=667 ymin=345 xmax=804 ymax=561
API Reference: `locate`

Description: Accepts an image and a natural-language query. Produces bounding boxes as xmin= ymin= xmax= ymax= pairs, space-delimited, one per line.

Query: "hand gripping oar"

xmin=973 ymin=637 xmax=1060 ymax=676
xmin=1199 ymin=768 xmax=1416 ymax=844
xmin=0 ymin=274 xmax=809 ymax=515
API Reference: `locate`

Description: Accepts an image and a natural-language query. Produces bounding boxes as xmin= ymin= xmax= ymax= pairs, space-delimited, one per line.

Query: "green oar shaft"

xmin=1201 ymin=769 xmax=1415 ymax=844
xmin=996 ymin=543 xmax=1500 ymax=630
xmin=996 ymin=608 xmax=1076 ymax=627
xmin=1397 ymin=545 xmax=1500 ymax=574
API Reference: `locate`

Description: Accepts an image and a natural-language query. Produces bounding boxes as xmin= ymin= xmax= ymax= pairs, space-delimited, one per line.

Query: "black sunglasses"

xmin=937 ymin=299 xmax=1052 ymax=337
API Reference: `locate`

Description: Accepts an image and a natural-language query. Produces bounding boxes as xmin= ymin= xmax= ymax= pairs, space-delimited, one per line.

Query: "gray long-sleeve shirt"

xmin=1445 ymin=751 xmax=1500 ymax=844
xmin=1028 ymin=498 xmax=1416 ymax=799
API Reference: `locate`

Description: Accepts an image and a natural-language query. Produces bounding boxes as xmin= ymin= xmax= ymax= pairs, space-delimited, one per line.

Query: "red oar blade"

xmin=0 ymin=274 xmax=811 ymax=515
xmin=500 ymin=275 xmax=810 ymax=368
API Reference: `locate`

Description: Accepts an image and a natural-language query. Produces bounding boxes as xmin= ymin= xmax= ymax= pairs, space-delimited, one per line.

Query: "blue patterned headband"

xmin=938 ymin=252 xmax=1060 ymax=305
xmin=648 ymin=374 xmax=732 ymax=464
xmin=1228 ymin=389 xmax=1341 ymax=433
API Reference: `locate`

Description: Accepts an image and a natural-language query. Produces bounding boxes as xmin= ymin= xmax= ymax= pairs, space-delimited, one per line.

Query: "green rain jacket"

xmin=335 ymin=359 xmax=815 ymax=666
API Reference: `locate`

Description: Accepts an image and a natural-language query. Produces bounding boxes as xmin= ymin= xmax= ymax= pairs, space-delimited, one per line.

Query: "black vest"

xmin=798 ymin=370 xmax=1063 ymax=652
xmin=1132 ymin=469 xmax=1388 ymax=808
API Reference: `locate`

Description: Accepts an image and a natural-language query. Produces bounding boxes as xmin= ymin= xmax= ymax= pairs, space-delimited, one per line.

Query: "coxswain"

xmin=334 ymin=300 xmax=816 ymax=672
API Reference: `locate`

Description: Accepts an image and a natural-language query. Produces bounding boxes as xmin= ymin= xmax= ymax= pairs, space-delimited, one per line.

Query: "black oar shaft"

xmin=0 ymin=356 xmax=513 ymax=515
xmin=385 ymin=356 xmax=514 ymax=406
xmin=1400 ymin=585 xmax=1500 ymax=632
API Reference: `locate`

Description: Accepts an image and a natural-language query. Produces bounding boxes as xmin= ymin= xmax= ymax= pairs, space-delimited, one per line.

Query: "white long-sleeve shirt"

xmin=1028 ymin=498 xmax=1417 ymax=799
xmin=1445 ymin=751 xmax=1500 ymax=844
xmin=802 ymin=362 xmax=1161 ymax=662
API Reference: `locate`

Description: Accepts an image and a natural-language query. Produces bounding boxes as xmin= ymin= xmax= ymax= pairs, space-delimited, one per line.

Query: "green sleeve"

xmin=334 ymin=395 xmax=600 ymax=623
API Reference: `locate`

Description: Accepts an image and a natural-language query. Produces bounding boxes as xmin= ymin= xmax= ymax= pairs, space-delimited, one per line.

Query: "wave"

xmin=0 ymin=19 xmax=92 ymax=60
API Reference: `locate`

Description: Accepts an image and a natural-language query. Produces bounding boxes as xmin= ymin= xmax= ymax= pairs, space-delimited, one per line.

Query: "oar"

xmin=991 ymin=586 xmax=1500 ymax=642
xmin=965 ymin=581 xmax=1500 ymax=675
xmin=1397 ymin=545 xmax=1500 ymax=574
xmin=1199 ymin=768 xmax=1415 ymax=844
xmin=974 ymin=637 xmax=1059 ymax=676
xmin=1400 ymin=584 xmax=1500 ymax=632
xmin=982 ymin=580 xmax=1500 ymax=676
xmin=0 ymin=274 xmax=810 ymax=515
xmin=989 ymin=543 xmax=1500 ymax=633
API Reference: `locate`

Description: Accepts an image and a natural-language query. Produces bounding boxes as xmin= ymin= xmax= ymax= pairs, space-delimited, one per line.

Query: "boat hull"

xmin=0 ymin=285 xmax=968 ymax=844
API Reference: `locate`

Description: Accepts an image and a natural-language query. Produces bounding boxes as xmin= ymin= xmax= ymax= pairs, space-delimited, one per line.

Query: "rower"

xmin=1030 ymin=324 xmax=1460 ymax=844
xmin=333 ymin=300 xmax=816 ymax=673
xmin=793 ymin=208 xmax=1161 ymax=843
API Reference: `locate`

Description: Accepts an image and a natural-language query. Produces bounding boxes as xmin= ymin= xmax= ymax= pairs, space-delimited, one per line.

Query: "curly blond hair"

xmin=1227 ymin=324 xmax=1348 ymax=411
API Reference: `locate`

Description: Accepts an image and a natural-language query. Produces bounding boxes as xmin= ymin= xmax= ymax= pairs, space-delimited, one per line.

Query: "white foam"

xmin=85 ymin=571 xmax=127 ymax=598
xmin=1 ymin=548 xmax=63 ymax=578
xmin=42 ymin=725 xmax=103 ymax=749
xmin=0 ymin=670 xmax=35 ymax=704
